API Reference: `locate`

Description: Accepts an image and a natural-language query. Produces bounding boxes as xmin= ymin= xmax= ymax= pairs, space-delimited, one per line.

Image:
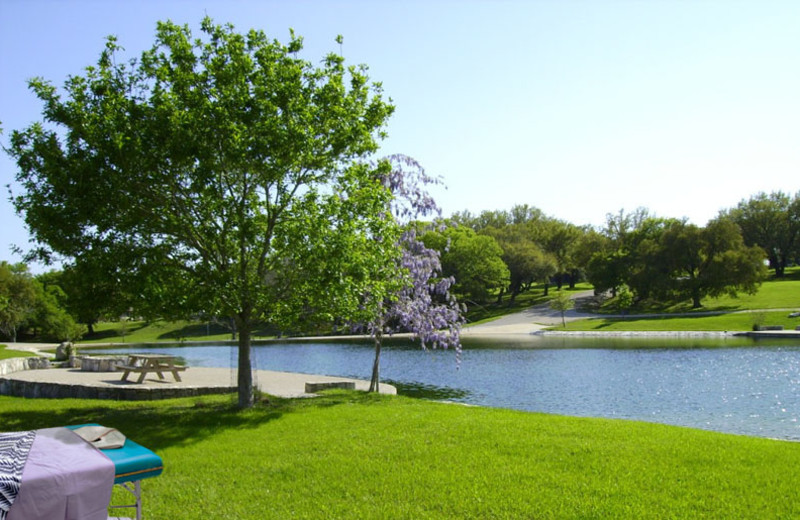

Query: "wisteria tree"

xmin=359 ymin=155 xmax=464 ymax=392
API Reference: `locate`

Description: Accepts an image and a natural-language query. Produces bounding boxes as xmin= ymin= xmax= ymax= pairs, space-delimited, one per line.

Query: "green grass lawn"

xmin=561 ymin=268 xmax=800 ymax=332
xmin=0 ymin=345 xmax=35 ymax=360
xmin=563 ymin=310 xmax=800 ymax=332
xmin=598 ymin=266 xmax=800 ymax=315
xmin=76 ymin=319 xmax=279 ymax=345
xmin=1 ymin=391 xmax=797 ymax=519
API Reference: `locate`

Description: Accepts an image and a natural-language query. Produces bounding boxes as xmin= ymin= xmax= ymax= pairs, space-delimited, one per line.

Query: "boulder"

xmin=55 ymin=341 xmax=72 ymax=361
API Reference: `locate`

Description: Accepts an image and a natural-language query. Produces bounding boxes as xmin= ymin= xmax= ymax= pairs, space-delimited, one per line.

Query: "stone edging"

xmin=0 ymin=357 xmax=51 ymax=376
xmin=0 ymin=356 xmax=234 ymax=400
xmin=0 ymin=377 xmax=233 ymax=400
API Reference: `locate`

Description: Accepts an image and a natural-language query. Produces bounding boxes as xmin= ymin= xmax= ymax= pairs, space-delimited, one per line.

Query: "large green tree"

xmin=482 ymin=224 xmax=556 ymax=303
xmin=0 ymin=262 xmax=37 ymax=342
xmin=651 ymin=219 xmax=767 ymax=308
xmin=8 ymin=19 xmax=400 ymax=407
xmin=723 ymin=191 xmax=800 ymax=277
xmin=423 ymin=226 xmax=509 ymax=304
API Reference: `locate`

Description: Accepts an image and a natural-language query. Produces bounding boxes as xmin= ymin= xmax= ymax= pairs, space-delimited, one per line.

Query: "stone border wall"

xmin=0 ymin=357 xmax=51 ymax=376
xmin=0 ymin=377 xmax=234 ymax=400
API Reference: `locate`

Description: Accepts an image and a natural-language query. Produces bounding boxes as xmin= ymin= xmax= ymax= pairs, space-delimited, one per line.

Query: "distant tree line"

xmin=0 ymin=261 xmax=84 ymax=342
xmin=2 ymin=191 xmax=796 ymax=342
xmin=420 ymin=191 xmax=799 ymax=309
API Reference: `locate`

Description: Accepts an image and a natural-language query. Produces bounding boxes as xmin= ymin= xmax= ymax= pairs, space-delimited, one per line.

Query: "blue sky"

xmin=2 ymin=0 xmax=800 ymax=270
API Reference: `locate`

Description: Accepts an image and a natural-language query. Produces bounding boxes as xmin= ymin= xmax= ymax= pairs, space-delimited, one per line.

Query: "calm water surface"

xmin=94 ymin=336 xmax=800 ymax=440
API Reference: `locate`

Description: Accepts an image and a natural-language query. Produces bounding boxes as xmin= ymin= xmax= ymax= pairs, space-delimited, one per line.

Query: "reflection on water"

xmin=385 ymin=380 xmax=470 ymax=401
xmin=92 ymin=335 xmax=800 ymax=440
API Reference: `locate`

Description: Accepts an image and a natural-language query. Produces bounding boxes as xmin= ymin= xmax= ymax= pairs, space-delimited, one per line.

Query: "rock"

xmin=55 ymin=342 xmax=72 ymax=361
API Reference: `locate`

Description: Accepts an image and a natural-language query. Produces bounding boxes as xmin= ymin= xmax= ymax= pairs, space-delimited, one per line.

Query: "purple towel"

xmin=7 ymin=428 xmax=114 ymax=520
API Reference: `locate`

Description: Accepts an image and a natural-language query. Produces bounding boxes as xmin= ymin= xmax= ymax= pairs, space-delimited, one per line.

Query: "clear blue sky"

xmin=2 ymin=0 xmax=800 ymax=270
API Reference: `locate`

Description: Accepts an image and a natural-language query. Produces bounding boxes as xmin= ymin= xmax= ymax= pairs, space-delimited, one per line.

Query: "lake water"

xmin=93 ymin=335 xmax=800 ymax=441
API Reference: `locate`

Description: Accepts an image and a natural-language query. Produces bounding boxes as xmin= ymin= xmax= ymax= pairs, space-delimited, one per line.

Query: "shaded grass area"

xmin=1 ymin=391 xmax=797 ymax=519
xmin=564 ymin=310 xmax=800 ymax=332
xmin=600 ymin=266 xmax=800 ymax=315
xmin=77 ymin=319 xmax=279 ymax=344
xmin=0 ymin=345 xmax=35 ymax=360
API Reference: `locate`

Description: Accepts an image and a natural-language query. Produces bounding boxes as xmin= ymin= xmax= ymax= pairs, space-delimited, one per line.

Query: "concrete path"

xmin=463 ymin=291 xmax=596 ymax=336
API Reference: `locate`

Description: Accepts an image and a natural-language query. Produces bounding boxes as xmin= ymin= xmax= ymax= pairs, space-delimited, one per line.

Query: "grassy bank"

xmin=562 ymin=310 xmax=799 ymax=332
xmin=76 ymin=319 xmax=276 ymax=345
xmin=0 ymin=345 xmax=35 ymax=360
xmin=1 ymin=391 xmax=797 ymax=519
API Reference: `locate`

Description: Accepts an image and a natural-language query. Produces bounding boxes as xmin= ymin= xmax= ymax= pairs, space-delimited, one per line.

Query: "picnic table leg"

xmin=121 ymin=370 xmax=131 ymax=382
xmin=137 ymin=370 xmax=147 ymax=384
xmin=172 ymin=370 xmax=182 ymax=382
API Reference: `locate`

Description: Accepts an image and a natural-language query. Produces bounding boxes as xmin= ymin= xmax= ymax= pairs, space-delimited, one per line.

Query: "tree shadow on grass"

xmin=82 ymin=322 xmax=149 ymax=342
xmin=0 ymin=390 xmax=384 ymax=452
xmin=156 ymin=321 xmax=282 ymax=341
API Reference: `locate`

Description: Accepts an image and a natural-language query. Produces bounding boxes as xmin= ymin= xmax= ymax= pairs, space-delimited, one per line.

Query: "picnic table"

xmin=117 ymin=353 xmax=186 ymax=384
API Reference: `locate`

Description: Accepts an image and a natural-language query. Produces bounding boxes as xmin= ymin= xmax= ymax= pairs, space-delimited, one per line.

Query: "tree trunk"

xmin=691 ymin=291 xmax=702 ymax=309
xmin=369 ymin=330 xmax=383 ymax=393
xmin=237 ymin=320 xmax=254 ymax=408
xmin=495 ymin=288 xmax=505 ymax=304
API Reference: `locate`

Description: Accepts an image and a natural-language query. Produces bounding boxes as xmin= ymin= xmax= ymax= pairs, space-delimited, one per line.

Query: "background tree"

xmin=657 ymin=219 xmax=767 ymax=308
xmin=723 ymin=191 xmax=800 ymax=277
xmin=0 ymin=262 xmax=37 ymax=342
xmin=423 ymin=226 xmax=509 ymax=304
xmin=533 ymin=218 xmax=583 ymax=289
xmin=549 ymin=289 xmax=574 ymax=328
xmin=59 ymin=256 xmax=132 ymax=334
xmin=482 ymin=224 xmax=555 ymax=303
xmin=29 ymin=273 xmax=85 ymax=341
xmin=8 ymin=18 xmax=399 ymax=407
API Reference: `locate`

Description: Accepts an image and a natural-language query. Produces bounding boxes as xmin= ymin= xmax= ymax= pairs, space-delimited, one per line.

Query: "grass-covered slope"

xmin=1 ymin=392 xmax=797 ymax=519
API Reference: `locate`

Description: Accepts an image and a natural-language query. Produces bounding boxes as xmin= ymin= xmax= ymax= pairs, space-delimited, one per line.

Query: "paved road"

xmin=463 ymin=291 xmax=800 ymax=336
xmin=463 ymin=291 xmax=596 ymax=335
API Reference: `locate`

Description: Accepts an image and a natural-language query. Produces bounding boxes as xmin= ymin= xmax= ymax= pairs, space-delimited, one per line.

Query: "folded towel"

xmin=72 ymin=426 xmax=126 ymax=450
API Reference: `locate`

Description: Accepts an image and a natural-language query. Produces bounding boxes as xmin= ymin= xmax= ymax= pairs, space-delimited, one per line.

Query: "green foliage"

xmin=585 ymin=211 xmax=767 ymax=308
xmin=482 ymin=224 xmax=556 ymax=302
xmin=723 ymin=190 xmax=800 ymax=277
xmin=0 ymin=262 xmax=37 ymax=342
xmin=9 ymin=18 xmax=400 ymax=407
xmin=0 ymin=263 xmax=83 ymax=342
xmin=615 ymin=284 xmax=634 ymax=312
xmin=549 ymin=289 xmax=574 ymax=327
xmin=1 ymin=393 xmax=798 ymax=518
xmin=422 ymin=226 xmax=509 ymax=303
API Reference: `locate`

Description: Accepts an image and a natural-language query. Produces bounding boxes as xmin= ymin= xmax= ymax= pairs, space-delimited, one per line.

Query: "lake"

xmin=93 ymin=335 xmax=800 ymax=441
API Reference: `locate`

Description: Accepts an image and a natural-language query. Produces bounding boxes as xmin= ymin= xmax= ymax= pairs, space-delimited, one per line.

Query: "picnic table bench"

xmin=116 ymin=354 xmax=186 ymax=384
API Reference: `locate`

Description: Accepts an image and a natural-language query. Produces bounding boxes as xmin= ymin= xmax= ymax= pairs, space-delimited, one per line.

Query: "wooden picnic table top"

xmin=126 ymin=353 xmax=178 ymax=361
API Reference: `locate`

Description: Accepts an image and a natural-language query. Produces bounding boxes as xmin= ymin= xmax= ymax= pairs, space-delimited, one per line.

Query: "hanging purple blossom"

xmin=359 ymin=155 xmax=464 ymax=392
